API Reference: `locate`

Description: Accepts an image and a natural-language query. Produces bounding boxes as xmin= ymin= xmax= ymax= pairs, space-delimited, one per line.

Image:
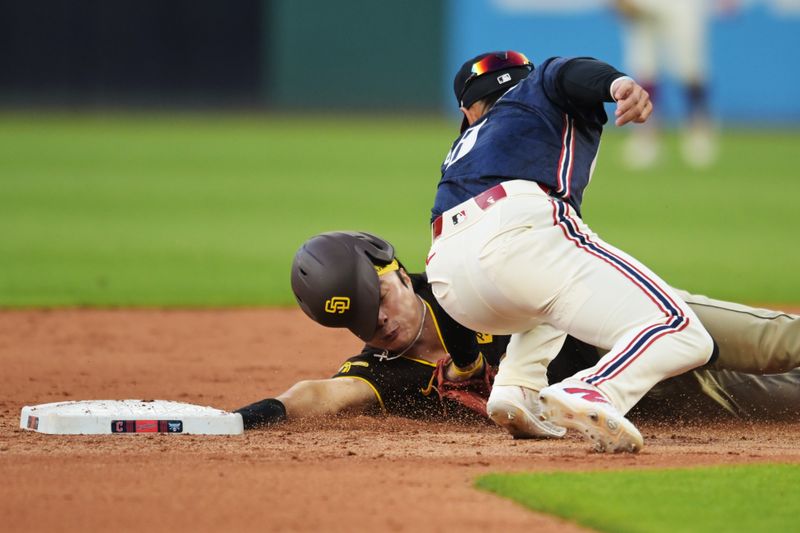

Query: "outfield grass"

xmin=1 ymin=113 xmax=798 ymax=306
xmin=477 ymin=464 xmax=800 ymax=533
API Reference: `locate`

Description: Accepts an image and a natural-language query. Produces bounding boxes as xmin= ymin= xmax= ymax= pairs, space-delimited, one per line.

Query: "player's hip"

xmin=429 ymin=179 xmax=557 ymax=242
xmin=426 ymin=180 xmax=571 ymax=333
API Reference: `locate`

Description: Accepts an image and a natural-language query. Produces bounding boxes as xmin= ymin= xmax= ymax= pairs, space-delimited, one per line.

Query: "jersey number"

xmin=443 ymin=120 xmax=486 ymax=170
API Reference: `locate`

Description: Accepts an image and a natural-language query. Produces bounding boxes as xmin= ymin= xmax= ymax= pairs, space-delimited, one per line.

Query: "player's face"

xmin=367 ymin=270 xmax=422 ymax=352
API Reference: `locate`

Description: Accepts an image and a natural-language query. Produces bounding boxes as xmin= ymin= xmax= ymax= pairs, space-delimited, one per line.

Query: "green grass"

xmin=1 ymin=113 xmax=798 ymax=306
xmin=477 ymin=464 xmax=800 ymax=533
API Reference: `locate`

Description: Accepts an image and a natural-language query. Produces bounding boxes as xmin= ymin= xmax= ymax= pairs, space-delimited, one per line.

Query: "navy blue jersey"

xmin=432 ymin=57 xmax=610 ymax=220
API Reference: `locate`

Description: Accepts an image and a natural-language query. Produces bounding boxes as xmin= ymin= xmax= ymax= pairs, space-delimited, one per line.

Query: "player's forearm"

xmin=276 ymin=379 xmax=353 ymax=418
xmin=558 ymin=58 xmax=627 ymax=105
xmin=233 ymin=381 xmax=328 ymax=429
xmin=236 ymin=378 xmax=378 ymax=429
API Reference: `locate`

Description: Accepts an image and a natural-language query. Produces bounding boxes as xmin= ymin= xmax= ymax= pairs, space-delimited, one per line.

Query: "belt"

xmin=432 ymin=183 xmax=507 ymax=239
xmin=432 ymin=182 xmax=550 ymax=239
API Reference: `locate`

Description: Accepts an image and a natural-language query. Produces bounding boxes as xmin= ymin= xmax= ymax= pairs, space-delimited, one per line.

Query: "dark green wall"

xmin=267 ymin=0 xmax=445 ymax=110
xmin=0 ymin=0 xmax=264 ymax=107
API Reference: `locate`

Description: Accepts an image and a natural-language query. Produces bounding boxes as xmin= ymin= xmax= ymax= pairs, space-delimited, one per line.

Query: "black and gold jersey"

xmin=333 ymin=354 xmax=442 ymax=418
xmin=331 ymin=273 xmax=602 ymax=418
xmin=332 ymin=273 xmax=510 ymax=418
xmin=406 ymin=273 xmax=509 ymax=368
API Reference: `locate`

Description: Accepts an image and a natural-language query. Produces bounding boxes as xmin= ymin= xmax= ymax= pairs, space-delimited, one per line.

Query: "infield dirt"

xmin=2 ymin=309 xmax=799 ymax=532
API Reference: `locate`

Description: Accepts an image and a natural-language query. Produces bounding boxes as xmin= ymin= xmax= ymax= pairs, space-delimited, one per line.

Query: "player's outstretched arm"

xmin=278 ymin=378 xmax=378 ymax=419
xmin=551 ymin=58 xmax=649 ymax=127
xmin=235 ymin=377 xmax=378 ymax=430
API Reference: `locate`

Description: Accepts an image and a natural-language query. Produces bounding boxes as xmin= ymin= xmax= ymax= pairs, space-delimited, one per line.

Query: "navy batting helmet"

xmin=454 ymin=50 xmax=533 ymax=132
xmin=290 ymin=231 xmax=396 ymax=341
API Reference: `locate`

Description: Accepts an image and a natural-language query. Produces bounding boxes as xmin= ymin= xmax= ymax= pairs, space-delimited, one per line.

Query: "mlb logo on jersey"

xmin=451 ymin=210 xmax=467 ymax=226
xmin=497 ymin=73 xmax=511 ymax=84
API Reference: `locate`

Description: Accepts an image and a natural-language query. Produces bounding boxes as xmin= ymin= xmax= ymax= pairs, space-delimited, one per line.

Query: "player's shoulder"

xmin=525 ymin=56 xmax=567 ymax=81
xmin=500 ymin=57 xmax=566 ymax=103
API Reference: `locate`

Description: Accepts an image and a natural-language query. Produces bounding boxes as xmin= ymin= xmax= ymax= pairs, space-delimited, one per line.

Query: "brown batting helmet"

xmin=290 ymin=231 xmax=396 ymax=341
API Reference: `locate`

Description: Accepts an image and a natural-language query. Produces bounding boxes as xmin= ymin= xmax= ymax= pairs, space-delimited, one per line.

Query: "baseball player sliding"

xmin=235 ymin=232 xmax=800 ymax=434
xmin=426 ymin=51 xmax=713 ymax=452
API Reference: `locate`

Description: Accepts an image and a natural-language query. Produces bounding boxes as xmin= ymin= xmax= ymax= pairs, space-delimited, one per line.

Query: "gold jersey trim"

xmin=400 ymin=355 xmax=437 ymax=367
xmin=424 ymin=299 xmax=449 ymax=354
xmin=333 ymin=375 xmax=386 ymax=412
xmin=420 ymin=371 xmax=437 ymax=397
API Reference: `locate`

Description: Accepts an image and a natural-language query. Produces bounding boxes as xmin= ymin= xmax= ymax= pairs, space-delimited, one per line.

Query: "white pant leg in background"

xmin=496 ymin=289 xmax=800 ymax=392
xmin=679 ymin=290 xmax=800 ymax=374
xmin=621 ymin=0 xmax=709 ymax=84
xmin=427 ymin=180 xmax=714 ymax=414
xmin=661 ymin=0 xmax=709 ymax=83
xmin=621 ymin=6 xmax=659 ymax=82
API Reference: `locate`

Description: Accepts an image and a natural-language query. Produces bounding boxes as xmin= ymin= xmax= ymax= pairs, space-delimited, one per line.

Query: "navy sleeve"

xmin=539 ymin=56 xmax=618 ymax=125
xmin=558 ymin=58 xmax=626 ymax=105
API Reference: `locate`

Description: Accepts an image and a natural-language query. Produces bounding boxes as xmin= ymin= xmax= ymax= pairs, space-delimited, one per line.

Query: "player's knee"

xmin=684 ymin=319 xmax=715 ymax=366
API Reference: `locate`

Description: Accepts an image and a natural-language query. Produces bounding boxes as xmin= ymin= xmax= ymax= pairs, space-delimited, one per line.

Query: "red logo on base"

xmin=111 ymin=420 xmax=183 ymax=433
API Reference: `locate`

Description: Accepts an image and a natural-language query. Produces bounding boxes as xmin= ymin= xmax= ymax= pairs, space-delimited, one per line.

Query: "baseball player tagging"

xmin=426 ymin=52 xmax=714 ymax=452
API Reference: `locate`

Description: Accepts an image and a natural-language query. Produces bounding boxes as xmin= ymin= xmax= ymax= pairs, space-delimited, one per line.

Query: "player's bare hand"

xmin=613 ymin=78 xmax=653 ymax=127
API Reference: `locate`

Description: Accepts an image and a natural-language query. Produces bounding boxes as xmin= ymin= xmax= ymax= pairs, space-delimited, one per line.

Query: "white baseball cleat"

xmin=487 ymin=385 xmax=566 ymax=439
xmin=539 ymin=381 xmax=643 ymax=453
xmin=622 ymin=130 xmax=660 ymax=169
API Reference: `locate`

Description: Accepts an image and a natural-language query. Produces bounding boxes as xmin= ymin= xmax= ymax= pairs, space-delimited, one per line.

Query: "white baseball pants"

xmin=426 ymin=180 xmax=714 ymax=413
